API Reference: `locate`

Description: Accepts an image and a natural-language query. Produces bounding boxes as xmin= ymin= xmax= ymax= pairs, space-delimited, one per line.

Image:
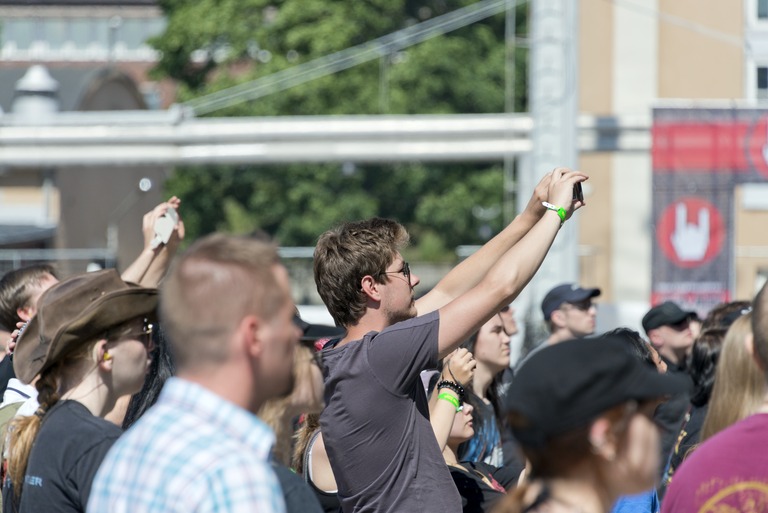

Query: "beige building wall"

xmin=579 ymin=0 xmax=613 ymax=115
xmin=658 ymin=0 xmax=744 ymax=99
xmin=734 ymin=185 xmax=768 ymax=299
xmin=656 ymin=2 xmax=768 ymax=302
xmin=579 ymin=1 xmax=766 ymax=319
xmin=579 ymin=0 xmax=658 ymax=320
xmin=577 ymin=154 xmax=613 ymax=301
xmin=578 ymin=0 xmax=614 ymax=304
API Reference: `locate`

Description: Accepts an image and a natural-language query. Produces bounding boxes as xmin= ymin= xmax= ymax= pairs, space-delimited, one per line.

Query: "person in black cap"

xmin=642 ymin=301 xmax=697 ymax=372
xmin=517 ymin=283 xmax=601 ymax=370
xmin=541 ymin=283 xmax=601 ymax=345
xmin=639 ymin=302 xmax=697 ymax=491
xmin=494 ymin=337 xmax=687 ymax=513
xmin=661 ymin=281 xmax=768 ymax=513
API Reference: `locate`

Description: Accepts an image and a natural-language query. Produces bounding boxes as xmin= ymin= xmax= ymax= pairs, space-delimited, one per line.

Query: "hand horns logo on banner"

xmin=657 ymin=197 xmax=725 ymax=269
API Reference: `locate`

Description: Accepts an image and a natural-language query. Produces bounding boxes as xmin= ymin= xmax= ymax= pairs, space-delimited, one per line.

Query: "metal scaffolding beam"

xmin=0 ymin=112 xmax=650 ymax=167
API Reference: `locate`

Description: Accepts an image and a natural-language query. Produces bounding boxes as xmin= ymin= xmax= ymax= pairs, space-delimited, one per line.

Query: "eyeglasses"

xmin=381 ymin=262 xmax=411 ymax=286
xmin=108 ymin=319 xmax=154 ymax=350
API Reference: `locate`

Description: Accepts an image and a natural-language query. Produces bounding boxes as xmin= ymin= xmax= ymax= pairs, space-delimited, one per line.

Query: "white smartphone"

xmin=152 ymin=207 xmax=178 ymax=247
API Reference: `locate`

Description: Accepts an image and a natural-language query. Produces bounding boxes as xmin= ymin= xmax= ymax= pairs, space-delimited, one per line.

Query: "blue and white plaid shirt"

xmin=87 ymin=378 xmax=286 ymax=513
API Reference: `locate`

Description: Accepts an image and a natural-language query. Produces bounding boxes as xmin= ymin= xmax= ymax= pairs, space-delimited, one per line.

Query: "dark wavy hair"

xmin=600 ymin=328 xmax=657 ymax=370
xmin=687 ymin=328 xmax=727 ymax=407
xmin=701 ymin=300 xmax=752 ymax=331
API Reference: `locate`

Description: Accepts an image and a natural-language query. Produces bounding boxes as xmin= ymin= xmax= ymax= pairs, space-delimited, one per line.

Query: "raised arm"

xmin=429 ymin=348 xmax=476 ymax=452
xmin=139 ymin=197 xmax=184 ymax=287
xmin=436 ymin=168 xmax=587 ymax=358
xmin=120 ymin=197 xmax=184 ymax=287
xmin=416 ymin=173 xmax=552 ymax=316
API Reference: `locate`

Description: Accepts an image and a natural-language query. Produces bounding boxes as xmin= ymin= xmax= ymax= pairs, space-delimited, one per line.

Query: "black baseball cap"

xmin=541 ymin=283 xmax=601 ymax=320
xmin=293 ymin=315 xmax=344 ymax=342
xmin=642 ymin=301 xmax=696 ymax=333
xmin=505 ymin=337 xmax=689 ymax=448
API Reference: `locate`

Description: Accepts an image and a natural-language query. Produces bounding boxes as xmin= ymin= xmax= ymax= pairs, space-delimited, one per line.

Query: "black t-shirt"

xmin=0 ymin=358 xmax=16 ymax=399
xmin=497 ymin=367 xmax=526 ymax=477
xmin=2 ymin=400 xmax=121 ymax=513
xmin=271 ymin=463 xmax=324 ymax=513
xmin=654 ymin=358 xmax=692 ymax=481
xmin=659 ymin=402 xmax=708 ymax=498
xmin=449 ymin=461 xmax=510 ymax=513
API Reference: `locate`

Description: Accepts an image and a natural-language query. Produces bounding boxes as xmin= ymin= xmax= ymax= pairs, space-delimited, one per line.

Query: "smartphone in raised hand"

xmin=573 ymin=182 xmax=584 ymax=203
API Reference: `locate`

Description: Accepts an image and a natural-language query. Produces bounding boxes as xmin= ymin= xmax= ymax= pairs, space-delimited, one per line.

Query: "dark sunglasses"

xmin=563 ymin=299 xmax=596 ymax=312
xmin=668 ymin=318 xmax=691 ymax=331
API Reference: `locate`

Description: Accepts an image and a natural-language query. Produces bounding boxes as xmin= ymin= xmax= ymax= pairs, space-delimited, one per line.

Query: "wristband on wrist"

xmin=436 ymin=379 xmax=465 ymax=399
xmin=541 ymin=202 xmax=566 ymax=225
xmin=437 ymin=392 xmax=462 ymax=412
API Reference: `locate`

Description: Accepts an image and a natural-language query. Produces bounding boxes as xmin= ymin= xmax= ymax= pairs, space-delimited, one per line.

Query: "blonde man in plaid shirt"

xmin=88 ymin=234 xmax=301 ymax=513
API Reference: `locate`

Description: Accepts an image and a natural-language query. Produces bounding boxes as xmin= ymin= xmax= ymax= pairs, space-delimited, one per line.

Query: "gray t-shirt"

xmin=320 ymin=311 xmax=461 ymax=513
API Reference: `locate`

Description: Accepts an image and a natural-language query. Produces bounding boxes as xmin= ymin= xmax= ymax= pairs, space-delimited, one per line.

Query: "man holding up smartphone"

xmin=313 ymin=167 xmax=587 ymax=513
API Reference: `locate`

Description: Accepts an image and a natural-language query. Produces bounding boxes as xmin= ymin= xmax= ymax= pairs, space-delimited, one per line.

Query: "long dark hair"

xmin=460 ymin=327 xmax=504 ymax=419
xmin=601 ymin=328 xmax=656 ymax=369
xmin=687 ymin=328 xmax=726 ymax=407
xmin=456 ymin=322 xmax=506 ymax=461
xmin=122 ymin=323 xmax=176 ymax=430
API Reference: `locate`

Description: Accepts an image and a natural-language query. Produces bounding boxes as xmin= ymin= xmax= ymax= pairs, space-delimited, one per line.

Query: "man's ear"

xmin=550 ymin=310 xmax=566 ymax=330
xmin=360 ymin=275 xmax=382 ymax=302
xmin=589 ymin=417 xmax=617 ymax=461
xmin=241 ymin=314 xmax=262 ymax=359
xmin=16 ymin=305 xmax=33 ymax=323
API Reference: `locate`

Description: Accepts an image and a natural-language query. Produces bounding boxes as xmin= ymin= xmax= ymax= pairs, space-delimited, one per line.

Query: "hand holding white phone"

xmin=150 ymin=206 xmax=179 ymax=249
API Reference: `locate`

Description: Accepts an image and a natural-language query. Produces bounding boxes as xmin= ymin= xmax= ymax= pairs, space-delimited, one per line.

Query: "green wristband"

xmin=542 ymin=202 xmax=566 ymax=225
xmin=438 ymin=392 xmax=461 ymax=412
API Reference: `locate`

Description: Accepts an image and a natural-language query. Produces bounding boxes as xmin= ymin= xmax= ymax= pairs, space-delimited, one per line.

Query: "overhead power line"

xmin=607 ymin=0 xmax=743 ymax=48
xmin=185 ymin=0 xmax=523 ymax=116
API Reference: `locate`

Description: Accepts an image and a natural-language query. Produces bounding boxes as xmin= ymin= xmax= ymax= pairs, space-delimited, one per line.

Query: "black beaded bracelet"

xmin=436 ymin=379 xmax=465 ymax=399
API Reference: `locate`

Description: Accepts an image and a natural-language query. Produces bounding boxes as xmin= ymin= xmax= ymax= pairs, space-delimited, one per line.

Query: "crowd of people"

xmin=0 ymin=167 xmax=764 ymax=513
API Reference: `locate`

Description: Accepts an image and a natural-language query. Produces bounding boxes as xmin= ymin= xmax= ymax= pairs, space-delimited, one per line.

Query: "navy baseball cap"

xmin=541 ymin=283 xmax=601 ymax=320
xmin=506 ymin=337 xmax=689 ymax=448
xmin=641 ymin=301 xmax=696 ymax=333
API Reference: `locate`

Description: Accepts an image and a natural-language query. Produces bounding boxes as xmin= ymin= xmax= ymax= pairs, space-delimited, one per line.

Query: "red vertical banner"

xmin=650 ymin=108 xmax=768 ymax=314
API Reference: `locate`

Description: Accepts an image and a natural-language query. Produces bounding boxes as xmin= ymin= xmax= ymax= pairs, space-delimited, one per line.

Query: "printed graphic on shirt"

xmin=695 ymin=478 xmax=768 ymax=513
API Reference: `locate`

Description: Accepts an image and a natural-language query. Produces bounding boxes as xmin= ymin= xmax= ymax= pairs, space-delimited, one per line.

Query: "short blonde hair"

xmin=160 ymin=233 xmax=285 ymax=371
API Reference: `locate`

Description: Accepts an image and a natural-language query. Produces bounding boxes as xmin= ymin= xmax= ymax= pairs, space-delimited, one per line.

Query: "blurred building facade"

xmin=578 ymin=0 xmax=768 ymax=329
xmin=0 ymin=0 xmax=170 ymax=275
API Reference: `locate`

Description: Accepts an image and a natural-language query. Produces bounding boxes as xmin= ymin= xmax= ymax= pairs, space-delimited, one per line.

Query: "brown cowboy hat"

xmin=13 ymin=269 xmax=158 ymax=384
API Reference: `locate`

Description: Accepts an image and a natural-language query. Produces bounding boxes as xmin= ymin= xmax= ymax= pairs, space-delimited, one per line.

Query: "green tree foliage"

xmin=155 ymin=0 xmax=529 ymax=257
